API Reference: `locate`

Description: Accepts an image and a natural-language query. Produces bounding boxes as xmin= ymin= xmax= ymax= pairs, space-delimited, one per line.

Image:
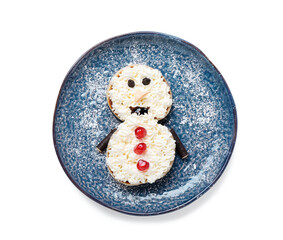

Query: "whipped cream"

xmin=108 ymin=65 xmax=172 ymax=121
xmin=106 ymin=114 xmax=176 ymax=185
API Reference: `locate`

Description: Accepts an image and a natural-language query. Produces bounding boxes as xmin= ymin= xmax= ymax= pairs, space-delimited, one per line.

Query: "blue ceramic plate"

xmin=53 ymin=32 xmax=237 ymax=215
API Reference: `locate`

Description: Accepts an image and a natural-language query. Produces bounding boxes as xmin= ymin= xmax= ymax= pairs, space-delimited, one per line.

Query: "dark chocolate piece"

xmin=142 ymin=78 xmax=151 ymax=85
xmin=96 ymin=128 xmax=117 ymax=153
xmin=170 ymin=128 xmax=189 ymax=159
xmin=129 ymin=106 xmax=149 ymax=115
xmin=128 ymin=79 xmax=135 ymax=88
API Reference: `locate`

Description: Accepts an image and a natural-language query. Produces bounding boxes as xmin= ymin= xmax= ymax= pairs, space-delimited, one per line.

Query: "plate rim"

xmin=52 ymin=31 xmax=238 ymax=216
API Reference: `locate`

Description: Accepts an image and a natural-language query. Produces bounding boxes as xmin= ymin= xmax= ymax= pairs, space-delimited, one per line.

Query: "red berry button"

xmin=134 ymin=143 xmax=147 ymax=155
xmin=135 ymin=127 xmax=147 ymax=139
xmin=137 ymin=159 xmax=149 ymax=171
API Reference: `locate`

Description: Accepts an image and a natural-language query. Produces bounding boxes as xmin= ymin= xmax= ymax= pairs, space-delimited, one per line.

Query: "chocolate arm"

xmin=96 ymin=128 xmax=117 ymax=153
xmin=170 ymin=128 xmax=189 ymax=159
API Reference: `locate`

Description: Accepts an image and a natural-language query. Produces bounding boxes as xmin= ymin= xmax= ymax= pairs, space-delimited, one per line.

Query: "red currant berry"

xmin=135 ymin=127 xmax=147 ymax=139
xmin=134 ymin=143 xmax=147 ymax=155
xmin=137 ymin=159 xmax=149 ymax=171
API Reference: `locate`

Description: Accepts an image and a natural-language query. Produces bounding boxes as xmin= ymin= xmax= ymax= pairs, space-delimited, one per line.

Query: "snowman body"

xmin=105 ymin=65 xmax=176 ymax=185
xmin=107 ymin=114 xmax=175 ymax=185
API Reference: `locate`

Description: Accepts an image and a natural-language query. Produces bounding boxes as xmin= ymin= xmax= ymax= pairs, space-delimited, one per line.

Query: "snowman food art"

xmin=97 ymin=65 xmax=188 ymax=186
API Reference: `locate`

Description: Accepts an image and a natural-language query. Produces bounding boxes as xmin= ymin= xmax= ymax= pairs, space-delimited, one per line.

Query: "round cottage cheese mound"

xmin=107 ymin=65 xmax=172 ymax=121
xmin=106 ymin=114 xmax=176 ymax=185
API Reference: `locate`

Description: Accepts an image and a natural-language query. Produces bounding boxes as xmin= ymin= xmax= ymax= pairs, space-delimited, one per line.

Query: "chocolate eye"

xmin=128 ymin=79 xmax=135 ymax=88
xmin=142 ymin=78 xmax=151 ymax=85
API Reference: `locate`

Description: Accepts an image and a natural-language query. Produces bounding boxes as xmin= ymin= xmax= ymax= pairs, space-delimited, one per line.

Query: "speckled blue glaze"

xmin=53 ymin=32 xmax=237 ymax=215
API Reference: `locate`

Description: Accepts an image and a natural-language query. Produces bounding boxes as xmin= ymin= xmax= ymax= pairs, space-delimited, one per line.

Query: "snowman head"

xmin=107 ymin=65 xmax=173 ymax=121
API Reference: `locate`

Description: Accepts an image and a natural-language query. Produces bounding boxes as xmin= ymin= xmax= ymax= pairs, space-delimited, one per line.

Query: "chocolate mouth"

xmin=130 ymin=106 xmax=150 ymax=115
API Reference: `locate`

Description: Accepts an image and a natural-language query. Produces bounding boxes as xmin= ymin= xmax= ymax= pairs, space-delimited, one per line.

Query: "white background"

xmin=1 ymin=1 xmax=282 ymax=239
